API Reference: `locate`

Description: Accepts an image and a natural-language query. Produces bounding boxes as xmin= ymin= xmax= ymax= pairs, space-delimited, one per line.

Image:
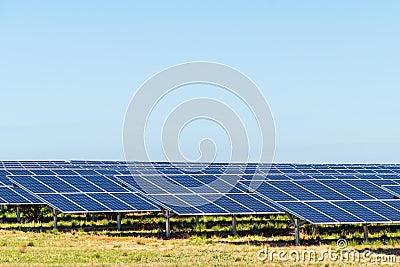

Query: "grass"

xmin=1 ymin=207 xmax=400 ymax=266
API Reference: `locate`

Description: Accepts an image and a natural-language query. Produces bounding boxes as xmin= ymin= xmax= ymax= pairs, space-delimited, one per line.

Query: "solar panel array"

xmin=1 ymin=161 xmax=160 ymax=212
xmin=2 ymin=161 xmax=400 ymax=227
xmin=239 ymin=164 xmax=400 ymax=224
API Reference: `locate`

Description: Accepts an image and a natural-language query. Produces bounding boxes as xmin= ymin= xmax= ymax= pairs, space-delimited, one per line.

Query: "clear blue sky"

xmin=1 ymin=1 xmax=399 ymax=163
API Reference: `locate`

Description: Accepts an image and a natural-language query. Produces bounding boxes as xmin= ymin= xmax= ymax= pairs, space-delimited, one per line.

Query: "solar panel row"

xmin=2 ymin=161 xmax=400 ymax=228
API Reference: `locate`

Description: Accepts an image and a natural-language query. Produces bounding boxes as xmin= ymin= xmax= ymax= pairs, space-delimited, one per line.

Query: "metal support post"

xmin=294 ymin=218 xmax=300 ymax=246
xmin=363 ymin=224 xmax=368 ymax=242
xmin=311 ymin=224 xmax=316 ymax=235
xmin=16 ymin=205 xmax=20 ymax=222
xmin=165 ymin=210 xmax=171 ymax=239
xmin=51 ymin=208 xmax=61 ymax=230
xmin=286 ymin=212 xmax=307 ymax=246
xmin=117 ymin=213 xmax=122 ymax=231
xmin=195 ymin=215 xmax=199 ymax=227
xmin=52 ymin=209 xmax=58 ymax=230
xmin=232 ymin=215 xmax=237 ymax=236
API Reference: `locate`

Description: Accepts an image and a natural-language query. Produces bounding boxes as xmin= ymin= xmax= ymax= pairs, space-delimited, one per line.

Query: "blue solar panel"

xmin=0 ymin=175 xmax=13 ymax=186
xmin=300 ymin=169 xmax=321 ymax=174
xmin=110 ymin=193 xmax=159 ymax=211
xmin=277 ymin=202 xmax=337 ymax=224
xmin=212 ymin=196 xmax=253 ymax=214
xmin=334 ymin=201 xmax=389 ymax=223
xmin=35 ymin=176 xmax=80 ymax=193
xmin=358 ymin=201 xmax=400 ymax=222
xmin=116 ymin=171 xmax=284 ymax=215
xmin=175 ymin=194 xmax=211 ymax=207
xmin=88 ymin=193 xmax=136 ymax=211
xmin=30 ymin=169 xmax=55 ymax=175
xmin=194 ymin=175 xmax=220 ymax=184
xmin=166 ymin=175 xmax=205 ymax=187
xmin=249 ymin=182 xmax=296 ymax=201
xmin=95 ymin=169 xmax=120 ymax=175
xmin=306 ymin=201 xmax=363 ymax=223
xmin=195 ymin=202 xmax=228 ymax=214
xmin=38 ymin=194 xmax=85 ymax=212
xmin=344 ymin=180 xmax=394 ymax=199
xmin=59 ymin=175 xmax=103 ymax=192
xmin=203 ymin=168 xmax=224 ymax=174
xmin=355 ymin=174 xmax=381 ymax=179
xmin=336 ymin=169 xmax=358 ymax=174
xmin=164 ymin=204 xmax=202 ymax=215
xmin=8 ymin=172 xmax=161 ymax=213
xmin=0 ymin=187 xmax=42 ymax=204
xmin=10 ymin=176 xmax=55 ymax=193
xmin=317 ymin=170 xmax=340 ymax=174
xmin=382 ymin=185 xmax=400 ymax=197
xmin=227 ymin=194 xmax=280 ymax=213
xmin=318 ymin=180 xmax=374 ymax=200
xmin=382 ymin=200 xmax=400 ymax=214
xmin=52 ymin=169 xmax=78 ymax=176
xmin=294 ymin=180 xmax=348 ymax=200
xmin=74 ymin=169 xmax=99 ymax=176
xmin=158 ymin=169 xmax=183 ymax=175
xmin=368 ymin=179 xmax=399 ymax=186
xmin=116 ymin=175 xmax=170 ymax=194
xmin=8 ymin=170 xmax=33 ymax=175
xmin=0 ymin=170 xmax=10 ymax=175
xmin=285 ymin=174 xmax=312 ymax=180
xmin=379 ymin=174 xmax=400 ymax=179
xmin=82 ymin=175 xmax=128 ymax=192
xmin=148 ymin=194 xmax=201 ymax=214
xmin=268 ymin=181 xmax=323 ymax=201
xmin=333 ymin=175 xmax=359 ymax=179
xmin=64 ymin=194 xmax=110 ymax=212
xmin=12 ymin=187 xmax=42 ymax=203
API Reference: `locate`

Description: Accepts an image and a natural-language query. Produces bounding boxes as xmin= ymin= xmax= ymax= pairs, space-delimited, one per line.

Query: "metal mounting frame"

xmin=286 ymin=212 xmax=308 ymax=246
xmin=162 ymin=209 xmax=175 ymax=239
xmin=51 ymin=208 xmax=62 ymax=230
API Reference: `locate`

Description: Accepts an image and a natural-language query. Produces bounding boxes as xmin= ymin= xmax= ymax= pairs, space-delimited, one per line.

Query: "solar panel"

xmin=8 ymin=174 xmax=160 ymax=213
xmin=294 ymin=180 xmax=349 ymax=200
xmin=115 ymin=174 xmax=284 ymax=216
xmin=0 ymin=186 xmax=43 ymax=205
xmin=357 ymin=201 xmax=400 ymax=222
xmin=266 ymin=181 xmax=323 ymax=200
xmin=0 ymin=173 xmax=13 ymax=186
xmin=382 ymin=185 xmax=400 ymax=198
xmin=276 ymin=201 xmax=337 ymax=224
xmin=317 ymin=180 xmax=375 ymax=200
xmin=306 ymin=201 xmax=363 ymax=223
xmin=344 ymin=180 xmax=394 ymax=199
xmin=38 ymin=194 xmax=86 ymax=213
xmin=334 ymin=201 xmax=389 ymax=223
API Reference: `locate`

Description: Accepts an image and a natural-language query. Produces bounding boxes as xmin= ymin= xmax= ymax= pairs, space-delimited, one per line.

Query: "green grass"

xmin=1 ymin=206 xmax=400 ymax=266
